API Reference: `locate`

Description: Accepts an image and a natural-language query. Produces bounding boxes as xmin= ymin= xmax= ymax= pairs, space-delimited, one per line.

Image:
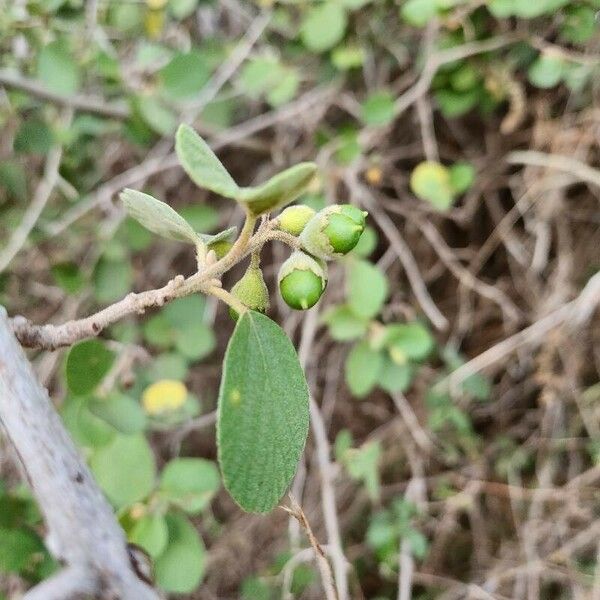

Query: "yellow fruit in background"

xmin=142 ymin=380 xmax=187 ymax=415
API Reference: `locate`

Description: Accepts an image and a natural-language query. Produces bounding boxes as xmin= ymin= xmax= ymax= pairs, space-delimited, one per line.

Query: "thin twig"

xmin=447 ymin=271 xmax=600 ymax=390
xmin=0 ymin=70 xmax=128 ymax=119
xmin=0 ymin=109 xmax=71 ymax=273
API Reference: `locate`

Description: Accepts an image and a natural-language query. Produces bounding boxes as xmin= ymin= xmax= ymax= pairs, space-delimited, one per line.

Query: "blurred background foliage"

xmin=0 ymin=0 xmax=599 ymax=598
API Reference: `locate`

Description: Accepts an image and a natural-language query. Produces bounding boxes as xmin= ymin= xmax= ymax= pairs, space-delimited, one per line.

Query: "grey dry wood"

xmin=0 ymin=307 xmax=159 ymax=600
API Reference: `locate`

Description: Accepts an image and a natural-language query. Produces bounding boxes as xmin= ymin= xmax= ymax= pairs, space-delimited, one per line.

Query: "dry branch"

xmin=0 ymin=307 xmax=158 ymax=600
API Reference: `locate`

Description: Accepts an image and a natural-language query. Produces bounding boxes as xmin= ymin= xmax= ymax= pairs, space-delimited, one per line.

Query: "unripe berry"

xmin=277 ymin=205 xmax=316 ymax=236
xmin=278 ymin=251 xmax=327 ymax=310
xmin=229 ymin=260 xmax=269 ymax=320
xmin=299 ymin=204 xmax=367 ymax=260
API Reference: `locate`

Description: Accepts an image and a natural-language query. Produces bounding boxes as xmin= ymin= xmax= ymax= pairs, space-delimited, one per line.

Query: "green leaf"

xmin=159 ymin=50 xmax=211 ymax=99
xmin=174 ymin=322 xmax=216 ymax=361
xmin=347 ymin=259 xmax=388 ymax=319
xmin=135 ymin=96 xmax=177 ymax=136
xmin=158 ymin=458 xmax=220 ymax=514
xmin=93 ymin=258 xmax=132 ymax=304
xmin=410 ymin=161 xmax=455 ymax=211
xmin=155 ymin=513 xmax=205 ymax=593
xmin=163 ymin=295 xmax=207 ymax=328
xmin=434 ymin=88 xmax=479 ymax=118
xmin=379 ymin=358 xmax=413 ymax=393
xmin=90 ymin=434 xmax=156 ymax=509
xmin=0 ymin=527 xmax=42 ymax=573
xmin=344 ymin=441 xmax=381 ymax=501
xmin=129 ymin=514 xmax=168 ymax=558
xmin=178 ymin=204 xmax=220 ymax=233
xmin=239 ymin=163 xmax=318 ymax=216
xmin=361 ymin=91 xmax=395 ymax=126
xmin=120 ymin=189 xmax=200 ymax=244
xmin=175 ymin=124 xmax=239 ymax=199
xmin=0 ymin=161 xmax=27 ymax=202
xmin=37 ymin=40 xmax=80 ymax=96
xmin=301 ymin=3 xmax=348 ymax=53
xmin=217 ymin=311 xmax=309 ymax=512
xmin=351 ymin=225 xmax=378 ymax=257
xmin=345 ymin=341 xmax=383 ymax=397
xmin=51 ymin=262 xmax=85 ymax=295
xmin=66 ymin=340 xmax=115 ymax=396
xmin=89 ymin=393 xmax=147 ymax=435
xmin=560 ymin=6 xmax=596 ymax=44
xmin=13 ymin=120 xmax=54 ymax=155
xmin=528 ymin=55 xmax=565 ymax=89
xmin=62 ymin=397 xmax=115 ymax=449
xmin=400 ymin=0 xmax=438 ymax=26
xmin=322 ymin=305 xmax=369 ymax=341
xmin=385 ymin=322 xmax=435 ymax=361
xmin=449 ymin=162 xmax=475 ymax=195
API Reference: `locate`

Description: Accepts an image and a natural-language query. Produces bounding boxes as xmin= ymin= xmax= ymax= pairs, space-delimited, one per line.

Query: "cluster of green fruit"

xmin=230 ymin=204 xmax=367 ymax=316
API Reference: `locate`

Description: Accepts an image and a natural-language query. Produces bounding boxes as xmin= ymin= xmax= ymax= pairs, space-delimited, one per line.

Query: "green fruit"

xmin=339 ymin=204 xmax=367 ymax=228
xmin=277 ymin=205 xmax=316 ymax=236
xmin=323 ymin=213 xmax=363 ymax=254
xmin=278 ymin=251 xmax=327 ymax=310
xmin=299 ymin=204 xmax=367 ymax=260
xmin=229 ymin=261 xmax=269 ymax=320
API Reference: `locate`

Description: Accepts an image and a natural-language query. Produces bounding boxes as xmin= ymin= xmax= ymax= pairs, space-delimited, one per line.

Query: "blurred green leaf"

xmin=322 ymin=305 xmax=369 ymax=341
xmin=89 ymin=393 xmax=147 ymax=435
xmin=345 ymin=341 xmax=383 ymax=397
xmin=93 ymin=258 xmax=133 ymax=304
xmin=159 ymin=458 xmax=220 ymax=514
xmin=159 ymin=50 xmax=211 ymax=99
xmin=129 ymin=513 xmax=168 ymax=559
xmin=66 ymin=340 xmax=115 ymax=396
xmin=174 ymin=322 xmax=216 ymax=361
xmin=361 ymin=91 xmax=395 ymax=126
xmin=13 ymin=120 xmax=53 ymax=155
xmin=0 ymin=161 xmax=27 ymax=202
xmin=449 ymin=162 xmax=476 ymax=195
xmin=301 ymin=3 xmax=348 ymax=53
xmin=410 ymin=161 xmax=454 ymax=210
xmin=91 ymin=434 xmax=156 ymax=509
xmin=51 ymin=262 xmax=85 ymax=295
xmin=37 ymin=40 xmax=80 ymax=96
xmin=347 ymin=259 xmax=388 ymax=319
xmin=528 ymin=55 xmax=565 ymax=89
xmin=155 ymin=513 xmax=205 ymax=593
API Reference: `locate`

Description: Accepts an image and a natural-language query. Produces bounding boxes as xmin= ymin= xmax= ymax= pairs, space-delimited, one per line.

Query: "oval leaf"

xmin=217 ymin=311 xmax=309 ymax=513
xmin=238 ymin=163 xmax=318 ymax=216
xmin=154 ymin=513 xmax=205 ymax=594
xmin=158 ymin=457 xmax=220 ymax=515
xmin=175 ymin=124 xmax=239 ymax=199
xmin=120 ymin=189 xmax=199 ymax=244
xmin=66 ymin=339 xmax=115 ymax=396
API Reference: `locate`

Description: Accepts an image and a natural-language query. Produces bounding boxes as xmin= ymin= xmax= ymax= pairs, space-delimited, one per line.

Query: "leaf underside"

xmin=120 ymin=188 xmax=200 ymax=245
xmin=217 ymin=311 xmax=309 ymax=513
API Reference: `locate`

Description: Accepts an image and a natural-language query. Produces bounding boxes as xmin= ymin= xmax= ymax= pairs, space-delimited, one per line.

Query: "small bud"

xmin=278 ymin=251 xmax=327 ymax=310
xmin=299 ymin=204 xmax=367 ymax=260
xmin=229 ymin=259 xmax=269 ymax=320
xmin=277 ymin=205 xmax=316 ymax=236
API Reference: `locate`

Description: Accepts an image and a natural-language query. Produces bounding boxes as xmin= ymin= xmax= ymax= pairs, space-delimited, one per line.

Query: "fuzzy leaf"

xmin=217 ymin=311 xmax=309 ymax=513
xmin=239 ymin=163 xmax=318 ymax=216
xmin=175 ymin=124 xmax=239 ymax=198
xmin=120 ymin=188 xmax=199 ymax=244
